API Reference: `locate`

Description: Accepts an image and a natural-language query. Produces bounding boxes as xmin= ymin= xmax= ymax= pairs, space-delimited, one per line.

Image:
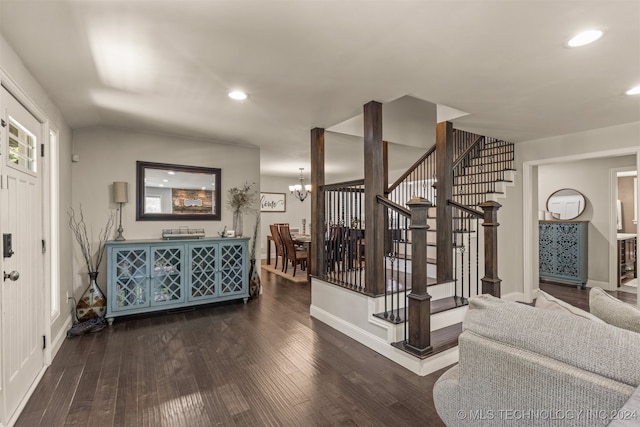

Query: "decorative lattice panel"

xmin=220 ymin=244 xmax=244 ymax=294
xmin=554 ymin=223 xmax=580 ymax=277
xmin=152 ymin=247 xmax=183 ymax=304
xmin=538 ymin=223 xmax=555 ymax=275
xmin=115 ymin=249 xmax=148 ymax=308
xmin=190 ymin=246 xmax=217 ymax=298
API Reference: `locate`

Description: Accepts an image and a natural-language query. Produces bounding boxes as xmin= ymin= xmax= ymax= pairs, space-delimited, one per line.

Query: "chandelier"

xmin=289 ymin=168 xmax=312 ymax=202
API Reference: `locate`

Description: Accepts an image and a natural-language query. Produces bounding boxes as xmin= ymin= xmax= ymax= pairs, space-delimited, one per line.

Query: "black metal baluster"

xmin=476 ymin=216 xmax=480 ymax=297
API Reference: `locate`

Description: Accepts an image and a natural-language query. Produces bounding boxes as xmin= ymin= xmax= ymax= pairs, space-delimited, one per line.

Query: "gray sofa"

xmin=433 ymin=294 xmax=640 ymax=426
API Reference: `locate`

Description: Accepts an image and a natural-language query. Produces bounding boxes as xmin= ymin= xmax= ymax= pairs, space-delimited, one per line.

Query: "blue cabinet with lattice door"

xmin=106 ymin=238 xmax=249 ymax=324
xmin=539 ymin=220 xmax=588 ymax=288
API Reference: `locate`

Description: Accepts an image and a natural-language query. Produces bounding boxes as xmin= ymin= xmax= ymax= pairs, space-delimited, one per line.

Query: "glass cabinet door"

xmin=219 ymin=242 xmax=246 ymax=296
xmin=188 ymin=244 xmax=218 ymax=301
xmin=113 ymin=247 xmax=150 ymax=311
xmin=151 ymin=245 xmax=185 ymax=306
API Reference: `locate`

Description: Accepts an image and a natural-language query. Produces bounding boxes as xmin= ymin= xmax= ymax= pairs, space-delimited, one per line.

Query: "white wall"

xmin=538 ymin=156 xmax=636 ymax=283
xmin=502 ymin=121 xmax=640 ymax=300
xmin=259 ymin=175 xmax=311 ymax=259
xmin=0 ymin=34 xmax=74 ymax=351
xmin=71 ymin=126 xmax=260 ymax=294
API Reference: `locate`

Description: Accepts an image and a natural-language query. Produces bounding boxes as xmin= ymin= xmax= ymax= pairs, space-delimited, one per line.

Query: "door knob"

xmin=3 ymin=270 xmax=19 ymax=282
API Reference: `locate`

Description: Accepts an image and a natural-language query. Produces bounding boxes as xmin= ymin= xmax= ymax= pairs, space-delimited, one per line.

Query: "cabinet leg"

xmin=107 ymin=317 xmax=114 ymax=326
xmin=243 ymin=297 xmax=248 ymax=304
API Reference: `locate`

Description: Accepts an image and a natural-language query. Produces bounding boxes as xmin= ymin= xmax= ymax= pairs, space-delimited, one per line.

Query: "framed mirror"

xmin=546 ymin=188 xmax=586 ymax=220
xmin=136 ymin=161 xmax=221 ymax=221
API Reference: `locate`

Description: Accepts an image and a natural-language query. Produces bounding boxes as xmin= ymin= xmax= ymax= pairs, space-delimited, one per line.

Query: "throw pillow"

xmin=535 ymin=289 xmax=605 ymax=322
xmin=589 ymin=286 xmax=640 ymax=333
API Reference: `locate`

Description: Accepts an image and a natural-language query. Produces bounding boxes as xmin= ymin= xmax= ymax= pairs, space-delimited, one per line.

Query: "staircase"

xmin=309 ymin=117 xmax=515 ymax=375
xmin=373 ymin=129 xmax=515 ymax=359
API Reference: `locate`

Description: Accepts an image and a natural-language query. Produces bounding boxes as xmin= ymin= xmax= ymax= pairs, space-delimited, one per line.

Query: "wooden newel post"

xmin=311 ymin=128 xmax=325 ymax=279
xmin=479 ymin=200 xmax=501 ymax=297
xmin=406 ymin=197 xmax=433 ymax=355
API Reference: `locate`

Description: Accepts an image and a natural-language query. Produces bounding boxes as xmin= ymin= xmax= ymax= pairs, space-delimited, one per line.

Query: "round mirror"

xmin=546 ymin=188 xmax=586 ymax=220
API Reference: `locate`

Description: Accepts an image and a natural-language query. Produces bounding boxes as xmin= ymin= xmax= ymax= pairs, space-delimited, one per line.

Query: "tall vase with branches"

xmin=227 ymin=182 xmax=257 ymax=237
xmin=68 ymin=207 xmax=115 ymax=321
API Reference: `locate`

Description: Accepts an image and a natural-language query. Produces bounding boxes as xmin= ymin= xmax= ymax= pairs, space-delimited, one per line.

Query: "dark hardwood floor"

xmin=540 ymin=282 xmax=636 ymax=312
xmin=17 ymin=276 xmax=637 ymax=427
xmin=16 ymin=271 xmax=449 ymax=427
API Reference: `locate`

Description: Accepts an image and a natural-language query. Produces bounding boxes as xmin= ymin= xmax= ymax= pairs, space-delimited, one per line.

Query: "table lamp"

xmin=113 ymin=182 xmax=128 ymax=241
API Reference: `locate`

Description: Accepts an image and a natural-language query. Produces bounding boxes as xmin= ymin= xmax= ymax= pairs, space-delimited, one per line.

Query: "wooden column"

xmin=310 ymin=128 xmax=325 ymax=278
xmin=406 ymin=197 xmax=433 ymax=354
xmin=364 ymin=101 xmax=385 ymax=296
xmin=479 ymin=200 xmax=501 ymax=297
xmin=436 ymin=121 xmax=454 ymax=283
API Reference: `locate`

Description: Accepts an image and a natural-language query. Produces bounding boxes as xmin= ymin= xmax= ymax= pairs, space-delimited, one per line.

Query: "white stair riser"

xmin=385 ymin=258 xmax=437 ymax=277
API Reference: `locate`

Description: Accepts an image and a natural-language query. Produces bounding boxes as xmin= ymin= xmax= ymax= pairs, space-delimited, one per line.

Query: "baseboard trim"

xmin=502 ymin=291 xmax=525 ymax=302
xmin=586 ymin=279 xmax=612 ymax=290
xmin=50 ymin=315 xmax=72 ymax=362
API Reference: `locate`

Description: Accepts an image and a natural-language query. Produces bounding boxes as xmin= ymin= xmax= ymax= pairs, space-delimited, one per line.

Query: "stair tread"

xmin=455 ymin=169 xmax=513 ymax=177
xmin=454 ymin=178 xmax=513 ymax=184
xmin=373 ymin=296 xmax=467 ymax=324
xmin=390 ymin=322 xmax=463 ymax=359
xmin=431 ymin=295 xmax=469 ymax=314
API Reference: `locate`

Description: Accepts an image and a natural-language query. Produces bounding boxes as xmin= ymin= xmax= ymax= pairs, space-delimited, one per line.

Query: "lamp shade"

xmin=113 ymin=182 xmax=129 ymax=203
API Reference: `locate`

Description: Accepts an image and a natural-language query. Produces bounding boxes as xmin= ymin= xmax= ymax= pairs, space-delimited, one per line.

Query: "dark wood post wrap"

xmin=436 ymin=121 xmax=454 ymax=283
xmin=479 ymin=200 xmax=501 ymax=297
xmin=363 ymin=101 xmax=385 ymax=296
xmin=310 ymin=128 xmax=325 ymax=278
xmin=406 ymin=197 xmax=433 ymax=354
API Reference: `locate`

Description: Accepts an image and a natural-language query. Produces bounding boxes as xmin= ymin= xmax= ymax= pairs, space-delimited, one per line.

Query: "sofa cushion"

xmin=535 ymin=289 xmax=605 ymax=322
xmin=589 ymin=286 xmax=640 ymax=334
xmin=464 ymin=294 xmax=640 ymax=386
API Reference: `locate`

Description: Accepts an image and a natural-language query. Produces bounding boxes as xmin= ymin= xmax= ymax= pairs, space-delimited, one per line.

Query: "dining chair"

xmin=326 ymin=225 xmax=348 ymax=272
xmin=279 ymin=224 xmax=307 ymax=275
xmin=269 ymin=224 xmax=286 ymax=271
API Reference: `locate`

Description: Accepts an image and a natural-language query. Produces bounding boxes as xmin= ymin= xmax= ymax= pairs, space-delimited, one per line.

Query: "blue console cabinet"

xmin=106 ymin=237 xmax=249 ymax=324
xmin=539 ymin=221 xmax=588 ymax=288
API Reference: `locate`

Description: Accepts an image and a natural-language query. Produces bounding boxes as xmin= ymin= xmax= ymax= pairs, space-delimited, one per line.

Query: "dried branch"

xmin=68 ymin=207 xmax=116 ymax=273
xmin=250 ymin=215 xmax=260 ymax=260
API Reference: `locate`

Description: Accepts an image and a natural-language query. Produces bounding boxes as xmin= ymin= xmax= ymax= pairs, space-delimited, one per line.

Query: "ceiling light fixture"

xmin=228 ymin=90 xmax=248 ymax=100
xmin=567 ymin=29 xmax=604 ymax=47
xmin=626 ymin=86 xmax=640 ymax=95
xmin=289 ymin=168 xmax=311 ymax=202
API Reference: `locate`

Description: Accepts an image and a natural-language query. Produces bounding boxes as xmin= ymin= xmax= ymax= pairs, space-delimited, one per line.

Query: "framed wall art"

xmin=260 ymin=192 xmax=286 ymax=212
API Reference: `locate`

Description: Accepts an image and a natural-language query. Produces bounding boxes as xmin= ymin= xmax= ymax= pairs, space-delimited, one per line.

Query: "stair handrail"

xmin=387 ymin=145 xmax=436 ymax=193
xmin=447 ymin=199 xmax=483 ymax=218
xmin=452 ymin=135 xmax=484 ymax=169
xmin=376 ymin=195 xmax=412 ymax=218
xmin=321 ymin=178 xmax=365 ymax=191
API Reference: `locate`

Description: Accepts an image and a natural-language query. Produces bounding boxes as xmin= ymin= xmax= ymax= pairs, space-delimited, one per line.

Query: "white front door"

xmin=0 ymin=86 xmax=44 ymax=423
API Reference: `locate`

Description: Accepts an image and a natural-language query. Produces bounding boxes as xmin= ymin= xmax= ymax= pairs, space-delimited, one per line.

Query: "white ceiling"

xmin=1 ymin=1 xmax=639 ymax=181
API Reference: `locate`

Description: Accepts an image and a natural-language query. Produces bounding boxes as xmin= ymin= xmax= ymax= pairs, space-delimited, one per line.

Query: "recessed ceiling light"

xmin=228 ymin=90 xmax=248 ymax=100
xmin=626 ymin=86 xmax=640 ymax=95
xmin=567 ymin=29 xmax=604 ymax=47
